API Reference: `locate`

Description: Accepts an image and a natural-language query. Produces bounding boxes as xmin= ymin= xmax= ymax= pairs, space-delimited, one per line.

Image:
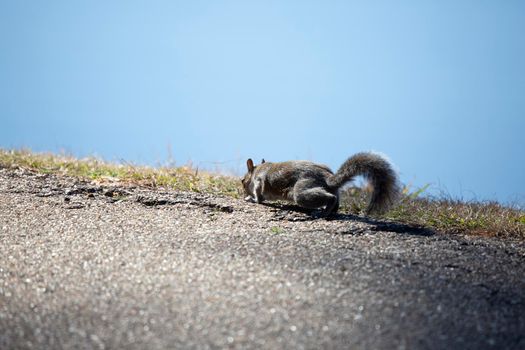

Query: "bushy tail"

xmin=327 ymin=152 xmax=400 ymax=215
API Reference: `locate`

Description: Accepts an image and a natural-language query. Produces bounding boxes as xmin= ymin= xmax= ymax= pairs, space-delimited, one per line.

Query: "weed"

xmin=270 ymin=226 xmax=284 ymax=234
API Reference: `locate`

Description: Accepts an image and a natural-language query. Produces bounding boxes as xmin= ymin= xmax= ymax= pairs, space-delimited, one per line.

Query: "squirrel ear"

xmin=261 ymin=159 xmax=266 ymax=164
xmin=246 ymin=159 xmax=254 ymax=172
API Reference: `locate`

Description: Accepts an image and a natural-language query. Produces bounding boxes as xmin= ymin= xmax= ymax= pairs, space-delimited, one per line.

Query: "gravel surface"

xmin=1 ymin=167 xmax=524 ymax=350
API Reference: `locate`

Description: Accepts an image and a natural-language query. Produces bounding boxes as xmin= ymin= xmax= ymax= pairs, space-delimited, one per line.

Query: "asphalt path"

xmin=1 ymin=168 xmax=524 ymax=349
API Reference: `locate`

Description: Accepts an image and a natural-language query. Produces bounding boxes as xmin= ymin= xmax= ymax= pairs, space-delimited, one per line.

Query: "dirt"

xmin=1 ymin=167 xmax=524 ymax=349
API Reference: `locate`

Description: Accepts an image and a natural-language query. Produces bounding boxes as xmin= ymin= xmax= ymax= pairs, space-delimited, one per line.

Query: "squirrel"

xmin=241 ymin=152 xmax=399 ymax=216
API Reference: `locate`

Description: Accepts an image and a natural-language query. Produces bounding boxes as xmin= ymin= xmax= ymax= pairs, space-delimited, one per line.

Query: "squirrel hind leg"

xmin=324 ymin=196 xmax=339 ymax=215
xmin=293 ymin=185 xmax=339 ymax=215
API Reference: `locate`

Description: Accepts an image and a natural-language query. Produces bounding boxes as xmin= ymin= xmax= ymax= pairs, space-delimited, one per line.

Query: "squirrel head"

xmin=241 ymin=159 xmax=256 ymax=200
xmin=241 ymin=158 xmax=265 ymax=201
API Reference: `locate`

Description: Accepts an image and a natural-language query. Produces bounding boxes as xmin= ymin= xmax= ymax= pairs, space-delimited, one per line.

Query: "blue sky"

xmin=1 ymin=1 xmax=524 ymax=205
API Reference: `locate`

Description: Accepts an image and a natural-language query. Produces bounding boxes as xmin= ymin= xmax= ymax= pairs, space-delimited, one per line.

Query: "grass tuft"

xmin=0 ymin=149 xmax=241 ymax=198
xmin=341 ymin=186 xmax=524 ymax=239
xmin=2 ymin=149 xmax=523 ymax=239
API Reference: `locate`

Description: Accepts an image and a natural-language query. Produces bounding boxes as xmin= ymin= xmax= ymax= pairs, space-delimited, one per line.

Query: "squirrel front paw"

xmin=245 ymin=196 xmax=256 ymax=203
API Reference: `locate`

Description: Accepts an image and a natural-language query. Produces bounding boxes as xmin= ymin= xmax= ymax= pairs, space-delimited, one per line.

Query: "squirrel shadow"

xmin=262 ymin=202 xmax=434 ymax=237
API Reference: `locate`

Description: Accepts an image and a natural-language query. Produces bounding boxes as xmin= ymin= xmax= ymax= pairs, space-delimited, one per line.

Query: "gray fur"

xmin=242 ymin=152 xmax=399 ymax=216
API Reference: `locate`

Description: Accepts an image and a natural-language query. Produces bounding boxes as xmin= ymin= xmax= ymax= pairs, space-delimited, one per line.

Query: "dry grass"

xmin=341 ymin=187 xmax=524 ymax=239
xmin=0 ymin=149 xmax=240 ymax=198
xmin=2 ymin=149 xmax=523 ymax=239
